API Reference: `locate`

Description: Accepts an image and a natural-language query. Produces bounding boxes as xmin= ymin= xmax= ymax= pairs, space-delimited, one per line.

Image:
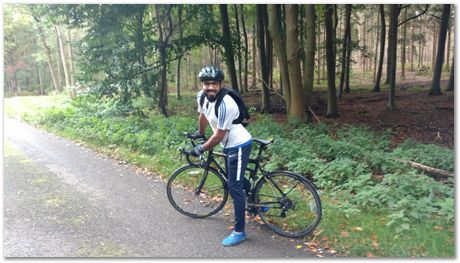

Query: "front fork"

xmin=194 ymin=162 xmax=210 ymax=196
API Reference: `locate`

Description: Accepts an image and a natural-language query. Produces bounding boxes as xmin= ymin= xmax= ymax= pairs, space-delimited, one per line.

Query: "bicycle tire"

xmin=167 ymin=165 xmax=228 ymax=218
xmin=254 ymin=171 xmax=322 ymax=238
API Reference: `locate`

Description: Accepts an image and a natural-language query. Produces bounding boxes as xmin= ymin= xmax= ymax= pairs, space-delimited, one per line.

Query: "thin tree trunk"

xmin=257 ymin=5 xmax=271 ymax=113
xmin=430 ymin=4 xmax=450 ymax=96
xmin=447 ymin=58 xmax=454 ymax=91
xmin=432 ymin=22 xmax=437 ymax=70
xmin=373 ymin=5 xmax=385 ymax=92
xmin=175 ymin=5 xmax=183 ymax=100
xmin=239 ymin=5 xmax=249 ymax=93
xmin=317 ymin=21 xmax=322 ymax=85
xmin=155 ymin=6 xmax=169 ymax=117
xmin=37 ymin=64 xmax=43 ymax=95
xmin=56 ymin=31 xmax=63 ymax=89
xmin=252 ymin=21 xmax=257 ymax=87
xmin=322 ymin=23 xmax=327 ymax=81
xmin=233 ymin=5 xmax=243 ymax=91
xmin=325 ymin=4 xmax=339 ymax=117
xmin=304 ymin=4 xmax=316 ymax=123
xmin=338 ymin=4 xmax=351 ymax=98
xmin=410 ymin=20 xmax=415 ymax=71
xmin=362 ymin=12 xmax=366 ymax=77
xmin=419 ymin=21 xmax=423 ymax=68
xmin=135 ymin=8 xmax=147 ymax=98
xmin=401 ymin=8 xmax=407 ymax=78
xmin=373 ymin=8 xmax=379 ymax=82
xmin=267 ymin=4 xmax=291 ymax=113
xmin=67 ymin=28 xmax=75 ymax=86
xmin=446 ymin=23 xmax=451 ymax=71
xmin=219 ymin=4 xmax=239 ymax=92
xmin=387 ymin=4 xmax=400 ymax=111
xmin=176 ymin=58 xmax=181 ymax=99
xmin=344 ymin=21 xmax=352 ymax=94
xmin=35 ymin=17 xmax=60 ymax=93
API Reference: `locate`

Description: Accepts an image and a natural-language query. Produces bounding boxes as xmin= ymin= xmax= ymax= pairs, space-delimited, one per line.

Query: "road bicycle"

xmin=166 ymin=133 xmax=322 ymax=238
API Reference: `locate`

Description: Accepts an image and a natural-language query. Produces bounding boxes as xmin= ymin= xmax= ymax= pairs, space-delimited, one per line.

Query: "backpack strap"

xmin=214 ymin=88 xmax=231 ymax=118
xmin=215 ymin=88 xmax=247 ymax=125
xmin=199 ymin=91 xmax=206 ymax=108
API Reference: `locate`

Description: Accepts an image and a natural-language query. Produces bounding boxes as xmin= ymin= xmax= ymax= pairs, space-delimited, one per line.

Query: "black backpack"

xmin=200 ymin=88 xmax=250 ymax=127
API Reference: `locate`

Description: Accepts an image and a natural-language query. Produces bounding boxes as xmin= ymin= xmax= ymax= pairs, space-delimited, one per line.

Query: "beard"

xmin=205 ymin=89 xmax=221 ymax=102
xmin=206 ymin=93 xmax=217 ymax=102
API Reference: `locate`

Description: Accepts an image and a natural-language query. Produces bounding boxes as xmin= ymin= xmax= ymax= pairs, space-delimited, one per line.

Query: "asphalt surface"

xmin=3 ymin=116 xmax=318 ymax=258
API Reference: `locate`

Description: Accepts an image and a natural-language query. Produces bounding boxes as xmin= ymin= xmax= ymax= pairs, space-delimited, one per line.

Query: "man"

xmin=189 ymin=65 xmax=252 ymax=247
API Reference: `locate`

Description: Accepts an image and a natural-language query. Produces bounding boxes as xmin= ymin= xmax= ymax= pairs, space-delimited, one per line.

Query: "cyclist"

xmin=188 ymin=65 xmax=252 ymax=246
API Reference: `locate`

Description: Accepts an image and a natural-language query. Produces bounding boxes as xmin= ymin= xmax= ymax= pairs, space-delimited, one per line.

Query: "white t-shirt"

xmin=197 ymin=90 xmax=252 ymax=149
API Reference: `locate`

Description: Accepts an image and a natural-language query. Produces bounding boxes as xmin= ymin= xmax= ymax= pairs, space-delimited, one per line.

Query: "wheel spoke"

xmin=167 ymin=166 xmax=228 ymax=218
xmin=254 ymin=172 xmax=322 ymax=238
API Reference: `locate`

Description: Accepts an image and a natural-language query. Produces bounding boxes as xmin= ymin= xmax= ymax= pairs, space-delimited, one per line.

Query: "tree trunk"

xmin=373 ymin=5 xmax=386 ymax=92
xmin=304 ymin=4 xmax=316 ymax=123
xmin=265 ymin=13 xmax=273 ymax=93
xmin=325 ymin=4 xmax=339 ymax=117
xmin=373 ymin=9 xmax=379 ymax=82
xmin=155 ymin=6 xmax=169 ymax=117
xmin=267 ymin=4 xmax=291 ymax=114
xmin=67 ymin=28 xmax=75 ymax=86
xmin=429 ymin=4 xmax=450 ymax=96
xmin=239 ymin=5 xmax=249 ymax=93
xmin=317 ymin=21 xmax=322 ymax=85
xmin=285 ymin=4 xmax=306 ymax=121
xmin=37 ymin=64 xmax=44 ymax=95
xmin=219 ymin=4 xmax=239 ymax=92
xmin=136 ymin=8 xmax=148 ymax=98
xmin=175 ymin=5 xmax=183 ymax=100
xmin=233 ymin=5 xmax=243 ymax=92
xmin=419 ymin=21 xmax=423 ymax=68
xmin=410 ymin=19 xmax=415 ymax=71
xmin=344 ymin=18 xmax=352 ymax=94
xmin=252 ymin=21 xmax=257 ymax=87
xmin=362 ymin=11 xmax=366 ymax=77
xmin=387 ymin=4 xmax=400 ymax=111
xmin=257 ymin=4 xmax=272 ymax=113
xmin=35 ymin=17 xmax=60 ymax=93
xmin=176 ymin=58 xmax=182 ymax=99
xmin=432 ymin=23 xmax=437 ymax=71
xmin=447 ymin=58 xmax=454 ymax=91
xmin=446 ymin=23 xmax=451 ymax=71
xmin=401 ymin=8 xmax=407 ymax=78
xmin=338 ymin=4 xmax=351 ymax=98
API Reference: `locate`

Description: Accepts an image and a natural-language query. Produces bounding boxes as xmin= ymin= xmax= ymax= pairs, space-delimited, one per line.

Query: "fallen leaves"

xmin=341 ymin=231 xmax=349 ymax=238
xmin=371 ymin=234 xmax=379 ymax=248
xmin=352 ymin=226 xmax=363 ymax=232
xmin=301 ymin=240 xmax=337 ymax=257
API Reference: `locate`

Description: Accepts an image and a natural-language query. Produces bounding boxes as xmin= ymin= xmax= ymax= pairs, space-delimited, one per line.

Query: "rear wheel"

xmin=254 ymin=171 xmax=322 ymax=237
xmin=167 ymin=165 xmax=228 ymax=218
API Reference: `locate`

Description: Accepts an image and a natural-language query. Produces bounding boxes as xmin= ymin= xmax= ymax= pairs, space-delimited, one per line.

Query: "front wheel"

xmin=167 ymin=165 xmax=228 ymax=218
xmin=254 ymin=171 xmax=322 ymax=238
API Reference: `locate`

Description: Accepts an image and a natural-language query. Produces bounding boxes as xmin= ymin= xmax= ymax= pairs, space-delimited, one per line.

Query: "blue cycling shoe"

xmin=222 ymin=231 xmax=247 ymax=246
xmin=260 ymin=206 xmax=270 ymax=213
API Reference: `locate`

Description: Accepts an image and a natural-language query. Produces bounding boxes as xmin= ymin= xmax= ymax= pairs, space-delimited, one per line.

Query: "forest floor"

xmin=245 ymin=71 xmax=454 ymax=149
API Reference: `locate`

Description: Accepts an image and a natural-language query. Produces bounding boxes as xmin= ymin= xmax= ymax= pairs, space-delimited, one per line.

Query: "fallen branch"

xmin=394 ymin=158 xmax=454 ymax=178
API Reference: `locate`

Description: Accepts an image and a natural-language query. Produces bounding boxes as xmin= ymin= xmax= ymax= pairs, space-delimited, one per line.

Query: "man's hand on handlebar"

xmin=187 ymin=131 xmax=206 ymax=140
xmin=189 ymin=144 xmax=205 ymax=157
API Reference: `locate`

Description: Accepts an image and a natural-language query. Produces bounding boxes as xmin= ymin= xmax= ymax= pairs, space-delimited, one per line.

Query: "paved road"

xmin=3 ymin=117 xmax=318 ymax=258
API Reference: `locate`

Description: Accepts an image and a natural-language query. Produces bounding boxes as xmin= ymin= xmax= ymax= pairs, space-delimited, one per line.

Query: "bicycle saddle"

xmin=252 ymin=138 xmax=274 ymax=146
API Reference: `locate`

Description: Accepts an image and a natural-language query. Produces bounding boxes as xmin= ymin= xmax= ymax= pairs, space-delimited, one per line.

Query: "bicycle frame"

xmin=182 ymin=134 xmax=281 ymax=201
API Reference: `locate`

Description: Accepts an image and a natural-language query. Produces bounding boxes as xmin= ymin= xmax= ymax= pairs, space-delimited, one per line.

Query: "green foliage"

xmin=392 ymin=139 xmax=454 ymax=172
